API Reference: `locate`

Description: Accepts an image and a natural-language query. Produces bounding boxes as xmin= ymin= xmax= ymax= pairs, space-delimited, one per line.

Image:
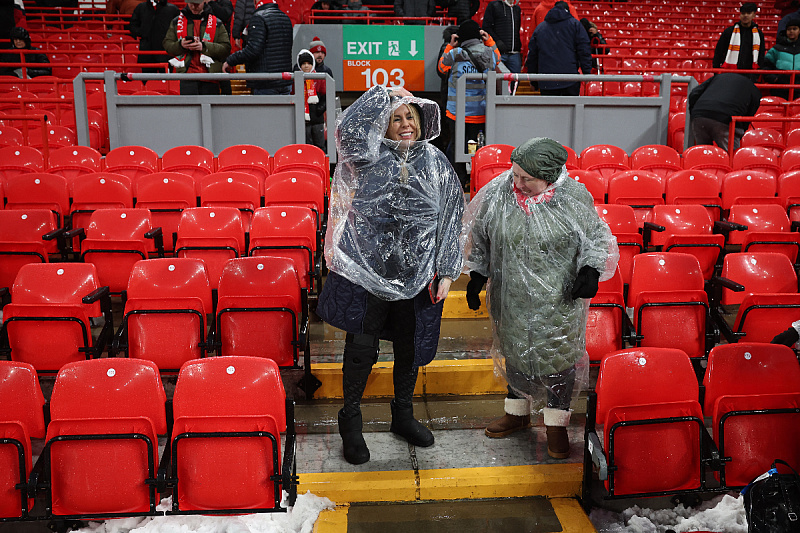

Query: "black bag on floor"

xmin=743 ymin=459 xmax=800 ymax=533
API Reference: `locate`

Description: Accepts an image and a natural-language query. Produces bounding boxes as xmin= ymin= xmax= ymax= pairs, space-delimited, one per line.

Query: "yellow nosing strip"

xmin=299 ymin=463 xmax=582 ymax=503
xmin=442 ymin=290 xmax=488 ymax=319
xmin=309 ymin=359 xmax=506 ymax=399
xmin=313 ymin=504 xmax=349 ymax=533
xmin=550 ymin=498 xmax=599 ymax=533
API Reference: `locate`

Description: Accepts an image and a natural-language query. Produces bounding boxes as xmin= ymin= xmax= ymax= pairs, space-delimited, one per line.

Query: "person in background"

xmin=446 ymin=0 xmax=480 ymax=26
xmin=0 ymin=0 xmax=27 ymax=45
xmin=0 ymin=27 xmax=51 ymax=78
xmin=525 ymin=1 xmax=592 ymax=96
xmin=294 ymin=49 xmax=327 ymax=152
xmin=437 ymin=19 xmax=500 ymax=189
xmin=713 ymin=2 xmax=765 ymax=75
xmin=763 ymin=17 xmax=800 ymax=99
xmin=531 ymin=0 xmax=577 ymax=31
xmin=435 ymin=25 xmax=459 ymax=152
xmin=482 ymin=0 xmax=522 ymax=73
xmin=688 ymin=72 xmax=761 ymax=151
xmin=464 ymin=137 xmax=618 ymax=459
xmin=580 ymin=17 xmax=607 ymax=73
xmin=163 ymin=0 xmax=230 ymax=95
xmin=130 ymin=0 xmax=180 ymax=74
xmin=107 ymin=0 xmax=144 ymax=16
xmin=316 ymin=85 xmax=464 ymax=465
xmin=309 ymin=36 xmax=334 ymax=77
xmin=222 ymin=0 xmax=293 ymax=95
xmin=394 ymin=0 xmax=435 ymax=25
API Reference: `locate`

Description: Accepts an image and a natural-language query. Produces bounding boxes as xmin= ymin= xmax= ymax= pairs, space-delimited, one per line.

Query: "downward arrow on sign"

xmin=409 ymin=40 xmax=418 ymax=56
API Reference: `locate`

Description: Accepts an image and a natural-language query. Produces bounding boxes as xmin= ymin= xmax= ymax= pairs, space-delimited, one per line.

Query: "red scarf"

xmin=171 ymin=12 xmax=217 ymax=70
xmin=512 ymin=181 xmax=555 ymax=215
xmin=304 ymin=79 xmax=318 ymax=119
xmin=254 ymin=0 xmax=276 ymax=8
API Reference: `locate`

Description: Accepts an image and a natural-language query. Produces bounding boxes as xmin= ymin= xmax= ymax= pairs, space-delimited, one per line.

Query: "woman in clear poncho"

xmin=464 ymin=137 xmax=618 ymax=459
xmin=316 ymin=84 xmax=465 ymax=465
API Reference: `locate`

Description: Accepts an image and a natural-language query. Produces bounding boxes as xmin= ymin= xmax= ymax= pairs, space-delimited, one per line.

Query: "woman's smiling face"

xmin=386 ymin=104 xmax=419 ymax=147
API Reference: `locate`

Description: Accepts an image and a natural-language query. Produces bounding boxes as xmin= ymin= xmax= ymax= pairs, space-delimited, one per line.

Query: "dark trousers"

xmin=341 ymin=291 xmax=418 ymax=418
xmin=505 ymin=364 xmax=576 ymax=410
xmin=179 ymin=80 xmax=220 ymax=95
xmin=690 ymin=116 xmax=745 ymax=152
xmin=540 ymin=83 xmax=581 ymax=96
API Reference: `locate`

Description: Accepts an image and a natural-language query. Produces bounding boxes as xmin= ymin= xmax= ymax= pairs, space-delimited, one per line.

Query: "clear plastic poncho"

xmin=464 ymin=167 xmax=619 ymax=408
xmin=324 ymin=85 xmax=465 ymax=301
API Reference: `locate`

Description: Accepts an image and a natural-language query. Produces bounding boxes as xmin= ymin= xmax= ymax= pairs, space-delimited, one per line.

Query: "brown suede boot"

xmin=545 ymin=426 xmax=570 ymax=459
xmin=543 ymin=408 xmax=571 ymax=459
xmin=485 ymin=398 xmax=531 ymax=438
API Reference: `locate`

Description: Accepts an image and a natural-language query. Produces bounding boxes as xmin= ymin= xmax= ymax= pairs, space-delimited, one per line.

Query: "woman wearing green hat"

xmin=463 ymin=137 xmax=618 ymax=458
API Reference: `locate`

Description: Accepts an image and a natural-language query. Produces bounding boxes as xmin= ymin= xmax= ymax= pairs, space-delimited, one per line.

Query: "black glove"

xmin=570 ymin=266 xmax=600 ymax=300
xmin=466 ymin=271 xmax=487 ymax=310
xmin=772 ymin=326 xmax=799 ymax=347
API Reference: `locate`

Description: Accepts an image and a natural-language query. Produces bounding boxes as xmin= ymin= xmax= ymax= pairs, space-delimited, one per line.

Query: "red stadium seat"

xmin=5 ymin=173 xmax=70 ymax=228
xmin=726 ymin=204 xmax=800 ymax=262
xmin=0 ymin=263 xmax=113 ymax=373
xmin=174 ymin=207 xmax=246 ymax=289
xmin=249 ymin=206 xmax=320 ymax=292
xmin=0 ymin=209 xmax=68 ymax=288
xmin=115 ymin=258 xmax=213 ymax=372
xmin=199 ymin=171 xmax=262 ymax=229
xmin=682 ymin=145 xmax=731 ymax=179
xmin=0 ymin=146 xmax=45 ymax=182
xmin=780 ymin=146 xmax=800 ymax=173
xmin=589 ymin=347 xmax=705 ymax=497
xmin=630 ymin=144 xmax=682 ymax=181
xmin=169 ymin=356 xmax=297 ymax=512
xmin=104 ymin=145 xmax=159 ymax=181
xmin=133 ymin=172 xmax=197 ymax=253
xmin=740 ymin=128 xmax=784 ymax=157
xmin=263 ymin=170 xmax=326 ymax=232
xmin=626 ymin=253 xmax=710 ymax=358
xmin=570 ymin=169 xmax=607 ymax=204
xmin=217 ymin=144 xmax=271 ymax=181
xmin=595 ymin=204 xmax=642 ymax=286
xmin=161 ymin=145 xmax=214 ymax=187
xmin=27 ymin=125 xmax=77 ymax=151
xmin=580 ymin=144 xmax=630 ymax=180
xmin=703 ymin=343 xmax=800 ymax=487
xmin=273 ymin=142 xmax=328 ymax=188
xmin=586 ymin=266 xmax=625 ymax=365
xmin=664 ymin=169 xmax=722 ymax=221
xmin=70 ymin=172 xmax=134 ymax=252
xmin=720 ymin=170 xmax=778 ymax=211
xmin=732 ymin=146 xmax=782 ymax=179
xmin=0 ymin=125 xmax=24 ymax=148
xmin=46 ymin=145 xmax=102 ymax=184
xmin=0 ymin=361 xmax=45 ymax=519
xmin=778 ymin=170 xmax=800 ymax=222
xmin=469 ymin=143 xmax=514 ymax=195
xmin=607 ymin=170 xmax=665 ymax=225
xmin=43 ymin=358 xmax=166 ymax=518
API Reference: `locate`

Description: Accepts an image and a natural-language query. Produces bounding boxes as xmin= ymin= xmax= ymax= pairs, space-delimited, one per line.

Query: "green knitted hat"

xmin=509 ymin=137 xmax=568 ymax=183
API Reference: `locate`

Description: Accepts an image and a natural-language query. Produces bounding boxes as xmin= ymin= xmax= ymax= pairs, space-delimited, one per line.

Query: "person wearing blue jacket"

xmin=525 ymin=0 xmax=592 ymax=96
xmin=764 ymin=17 xmax=800 ymax=98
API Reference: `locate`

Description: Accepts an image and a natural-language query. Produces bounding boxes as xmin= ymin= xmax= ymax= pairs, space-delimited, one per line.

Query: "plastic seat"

xmin=0 ymin=146 xmax=45 ymax=182
xmin=781 ymin=146 xmax=800 ymax=173
xmin=469 ymin=143 xmax=514 ymax=195
xmin=42 ymin=358 xmax=166 ymax=518
xmin=740 ymin=128 xmax=785 ymax=158
xmin=630 ymin=144 xmax=682 ymax=181
xmin=174 ymin=207 xmax=246 ymax=289
xmin=564 ymin=145 xmax=579 ymax=170
xmin=115 ymin=258 xmax=213 ymax=373
xmin=132 ymin=172 xmax=197 ymax=253
xmin=570 ymin=169 xmax=607 ymax=204
xmin=786 ymin=127 xmax=800 ymax=147
xmin=714 ymin=252 xmax=800 ymax=343
xmin=216 ymin=144 xmax=270 ymax=182
xmin=263 ymin=170 xmax=326 ymax=232
xmin=104 ymin=145 xmax=159 ymax=181
xmin=703 ymin=343 xmax=800 ymax=487
xmin=27 ymin=125 xmax=77 ymax=151
xmin=726 ymin=204 xmax=800 ymax=261
xmin=778 ymin=170 xmax=800 ymax=222
xmin=664 ymin=169 xmax=722 ymax=221
xmin=70 ymin=172 xmax=134 ymax=253
xmin=199 ymin=171 xmax=262 ymax=229
xmin=169 ymin=356 xmax=296 ymax=513
xmin=586 ymin=266 xmax=625 ymax=364
xmin=588 ymin=347 xmax=704 ymax=497
xmin=580 ymin=144 xmax=630 ymax=180
xmin=272 ymin=143 xmax=328 ymax=189
xmin=5 ymin=173 xmax=70 ymax=228
xmin=216 ymin=256 xmax=308 ymax=369
xmin=644 ymin=205 xmax=724 ymax=279
xmin=682 ymin=145 xmax=731 ymax=179
xmin=0 ymin=125 xmax=23 ymax=147
xmin=80 ymin=209 xmax=165 ymax=293
xmin=0 ymin=209 xmax=68 ymax=288
xmin=0 ymin=361 xmax=45 ymax=519
xmin=595 ymin=204 xmax=642 ymax=285
xmin=46 ymin=145 xmax=102 ymax=185
xmin=668 ymin=112 xmax=686 ymax=152
xmin=720 ymin=170 xmax=778 ymax=211
xmin=249 ymin=206 xmax=320 ymax=293
xmin=732 ymin=146 xmax=782 ymax=180
xmin=161 ymin=145 xmax=214 ymax=188
xmin=0 ymin=263 xmax=113 ymax=373
xmin=607 ymin=170 xmax=665 ymax=225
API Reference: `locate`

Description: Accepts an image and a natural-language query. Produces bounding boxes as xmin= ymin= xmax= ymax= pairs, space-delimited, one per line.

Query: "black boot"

xmin=390 ymin=400 xmax=434 ymax=447
xmin=338 ymin=408 xmax=370 ymax=465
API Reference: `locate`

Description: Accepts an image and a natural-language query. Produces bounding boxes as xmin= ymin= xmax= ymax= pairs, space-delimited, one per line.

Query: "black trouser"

xmin=505 ymin=364 xmax=576 ymax=411
xmin=179 ymin=80 xmax=220 ymax=95
xmin=540 ymin=83 xmax=581 ymax=96
xmin=341 ymin=292 xmax=418 ymax=418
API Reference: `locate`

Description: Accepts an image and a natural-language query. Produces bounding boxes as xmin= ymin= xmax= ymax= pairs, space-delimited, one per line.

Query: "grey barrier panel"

xmin=453 ymin=73 xmax=699 ymax=162
xmin=74 ymin=71 xmax=338 ymax=160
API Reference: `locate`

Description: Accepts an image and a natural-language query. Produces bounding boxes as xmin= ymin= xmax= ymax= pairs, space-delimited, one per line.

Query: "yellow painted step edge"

xmin=310 ymin=358 xmax=507 ymax=399
xmin=442 ymin=290 xmax=489 ymax=319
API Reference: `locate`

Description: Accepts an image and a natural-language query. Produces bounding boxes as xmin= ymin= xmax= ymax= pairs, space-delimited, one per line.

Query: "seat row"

xmin=0 ymin=356 xmax=296 ymax=522
xmin=584 ymin=344 xmax=800 ymax=503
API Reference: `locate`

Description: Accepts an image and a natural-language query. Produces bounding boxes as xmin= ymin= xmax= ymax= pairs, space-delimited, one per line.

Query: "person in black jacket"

xmin=130 ymin=0 xmax=180 ymax=73
xmin=0 ymin=27 xmax=51 ymax=78
xmin=395 ymin=0 xmax=435 ymax=25
xmin=446 ymin=0 xmax=479 ymax=25
xmin=222 ymin=0 xmax=293 ymax=95
xmin=688 ymin=72 xmax=761 ymax=151
xmin=482 ymin=0 xmax=522 ymax=72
